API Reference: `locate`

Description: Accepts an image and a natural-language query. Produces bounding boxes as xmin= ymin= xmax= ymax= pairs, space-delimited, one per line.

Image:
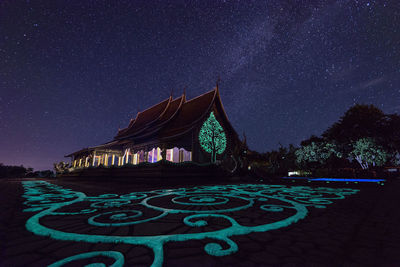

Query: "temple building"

xmin=66 ymin=86 xmax=244 ymax=172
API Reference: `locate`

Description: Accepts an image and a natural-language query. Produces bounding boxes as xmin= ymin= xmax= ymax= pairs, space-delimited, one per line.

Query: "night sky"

xmin=1 ymin=0 xmax=399 ymax=170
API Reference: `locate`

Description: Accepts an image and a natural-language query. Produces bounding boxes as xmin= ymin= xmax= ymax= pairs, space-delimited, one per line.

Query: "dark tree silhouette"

xmin=322 ymin=104 xmax=385 ymax=147
xmin=0 ymin=163 xmax=33 ymax=178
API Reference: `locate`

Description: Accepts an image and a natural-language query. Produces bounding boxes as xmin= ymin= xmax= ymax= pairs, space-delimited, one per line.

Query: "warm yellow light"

xmin=157 ymin=147 xmax=161 ymax=161
xmin=93 ymin=152 xmax=96 ymax=166
xmin=125 ymin=149 xmax=129 ymax=164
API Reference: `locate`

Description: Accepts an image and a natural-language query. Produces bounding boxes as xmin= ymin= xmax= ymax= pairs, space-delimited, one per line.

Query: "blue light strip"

xmin=282 ymin=177 xmax=308 ymax=179
xmin=282 ymin=177 xmax=385 ymax=182
xmin=311 ymin=178 xmax=385 ymax=182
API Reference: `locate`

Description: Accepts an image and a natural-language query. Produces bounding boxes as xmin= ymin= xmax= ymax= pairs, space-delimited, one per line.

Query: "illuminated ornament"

xmin=198 ymin=112 xmax=227 ymax=162
xmin=22 ymin=181 xmax=359 ymax=267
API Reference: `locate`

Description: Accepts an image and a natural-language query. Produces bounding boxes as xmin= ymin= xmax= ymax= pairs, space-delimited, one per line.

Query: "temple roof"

xmin=65 ymin=140 xmax=125 ymax=157
xmin=158 ymin=95 xmax=184 ymax=123
xmin=116 ymin=97 xmax=170 ymax=138
xmin=115 ymin=88 xmax=217 ymax=140
xmin=66 ymin=86 xmax=238 ymax=157
xmin=158 ymin=89 xmax=216 ymax=138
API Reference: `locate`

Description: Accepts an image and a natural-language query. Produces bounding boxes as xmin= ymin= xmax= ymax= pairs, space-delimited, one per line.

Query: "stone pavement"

xmin=0 ymin=178 xmax=399 ymax=266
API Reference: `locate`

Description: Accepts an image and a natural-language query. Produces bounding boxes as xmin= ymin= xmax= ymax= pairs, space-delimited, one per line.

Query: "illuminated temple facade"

xmin=66 ymin=86 xmax=242 ymax=170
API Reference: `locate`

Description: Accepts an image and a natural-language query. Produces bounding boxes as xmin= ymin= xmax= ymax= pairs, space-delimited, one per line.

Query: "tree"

xmin=322 ymin=104 xmax=385 ymax=154
xmin=53 ymin=162 xmax=70 ymax=174
xmin=295 ymin=141 xmax=342 ymax=168
xmin=198 ymin=112 xmax=227 ymax=163
xmin=255 ymin=144 xmax=297 ymax=175
xmin=350 ymin=138 xmax=388 ymax=169
xmin=280 ymin=144 xmax=298 ymax=172
xmin=295 ymin=104 xmax=399 ymax=170
xmin=0 ymin=163 xmax=33 ymax=178
xmin=393 ymin=152 xmax=400 ymax=166
xmin=380 ymin=114 xmax=400 ymax=164
xmin=300 ymin=135 xmax=324 ymax=147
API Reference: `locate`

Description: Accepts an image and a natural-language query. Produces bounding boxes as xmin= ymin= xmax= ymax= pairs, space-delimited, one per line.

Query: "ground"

xmin=0 ymin=178 xmax=399 ymax=267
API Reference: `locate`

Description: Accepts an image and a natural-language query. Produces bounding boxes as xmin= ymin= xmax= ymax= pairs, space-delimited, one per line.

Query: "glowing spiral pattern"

xmin=172 ymin=194 xmax=230 ymax=205
xmin=48 ymin=251 xmax=124 ymax=267
xmin=22 ymin=181 xmax=359 ymax=267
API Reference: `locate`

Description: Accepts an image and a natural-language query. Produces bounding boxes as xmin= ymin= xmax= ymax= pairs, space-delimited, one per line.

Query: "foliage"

xmin=380 ymin=114 xmax=400 ymax=164
xmin=322 ymin=104 xmax=385 ymax=143
xmin=248 ymin=144 xmax=297 ymax=177
xmin=349 ymin=138 xmax=388 ymax=169
xmin=393 ymin=152 xmax=400 ymax=166
xmin=198 ymin=112 xmax=227 ymax=163
xmin=322 ymin=104 xmax=400 ymax=156
xmin=295 ymin=141 xmax=342 ymax=168
xmin=300 ymin=135 xmax=324 ymax=147
xmin=25 ymin=170 xmax=55 ymax=178
xmin=272 ymin=144 xmax=297 ymax=174
xmin=0 ymin=163 xmax=33 ymax=178
xmin=250 ymin=104 xmax=398 ymax=176
xmin=297 ymin=104 xmax=400 ymax=170
xmin=54 ymin=162 xmax=70 ymax=173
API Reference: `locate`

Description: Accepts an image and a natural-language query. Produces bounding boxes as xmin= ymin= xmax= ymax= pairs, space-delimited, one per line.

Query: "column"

xmin=125 ymin=149 xmax=130 ymax=164
xmin=93 ymin=151 xmax=97 ymax=167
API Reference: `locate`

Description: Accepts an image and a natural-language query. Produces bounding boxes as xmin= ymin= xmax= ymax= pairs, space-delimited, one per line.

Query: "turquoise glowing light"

xmin=48 ymin=251 xmax=124 ymax=267
xmin=22 ymin=181 xmax=358 ymax=266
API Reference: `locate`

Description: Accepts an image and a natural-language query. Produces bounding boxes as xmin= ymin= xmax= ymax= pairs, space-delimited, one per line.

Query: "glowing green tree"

xmin=295 ymin=141 xmax=342 ymax=167
xmin=199 ymin=112 xmax=227 ymax=163
xmin=350 ymin=138 xmax=388 ymax=169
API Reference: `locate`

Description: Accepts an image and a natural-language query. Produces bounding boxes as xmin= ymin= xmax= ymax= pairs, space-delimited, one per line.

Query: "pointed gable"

xmin=158 ymin=95 xmax=184 ymax=123
xmin=115 ymin=97 xmax=170 ymax=138
xmin=159 ymin=89 xmax=216 ymax=138
xmin=113 ymin=87 xmax=238 ymax=142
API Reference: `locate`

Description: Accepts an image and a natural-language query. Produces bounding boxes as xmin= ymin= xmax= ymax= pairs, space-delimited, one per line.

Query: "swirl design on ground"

xmin=22 ymin=181 xmax=358 ymax=266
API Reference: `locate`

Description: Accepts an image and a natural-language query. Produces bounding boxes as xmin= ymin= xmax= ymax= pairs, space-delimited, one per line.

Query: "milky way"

xmin=0 ymin=0 xmax=399 ymax=170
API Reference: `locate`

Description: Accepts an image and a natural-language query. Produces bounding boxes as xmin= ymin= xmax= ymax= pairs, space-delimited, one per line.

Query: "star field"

xmin=0 ymin=0 xmax=399 ymax=170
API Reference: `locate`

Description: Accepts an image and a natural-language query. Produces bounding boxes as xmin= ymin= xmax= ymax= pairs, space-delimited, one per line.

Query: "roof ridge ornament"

xmin=216 ymin=76 xmax=221 ymax=90
xmin=183 ymin=86 xmax=187 ymax=101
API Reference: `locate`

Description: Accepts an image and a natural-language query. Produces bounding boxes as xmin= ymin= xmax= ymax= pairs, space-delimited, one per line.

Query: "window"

xmin=166 ymin=147 xmax=191 ymax=163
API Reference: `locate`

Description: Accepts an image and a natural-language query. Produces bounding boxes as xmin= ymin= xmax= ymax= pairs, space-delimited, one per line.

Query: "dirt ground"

xmin=0 ymin=177 xmax=399 ymax=266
